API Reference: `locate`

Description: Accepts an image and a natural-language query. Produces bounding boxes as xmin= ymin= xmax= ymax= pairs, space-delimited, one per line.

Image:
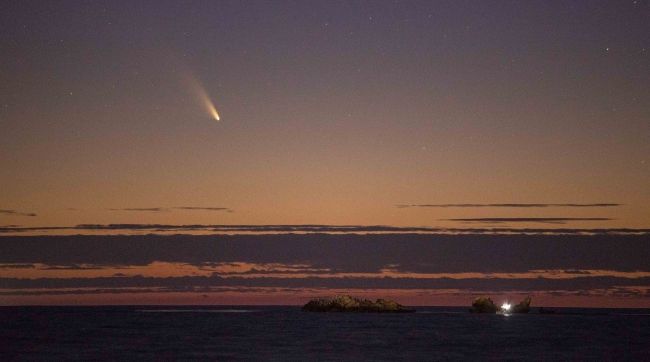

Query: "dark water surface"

xmin=2 ymin=306 xmax=649 ymax=361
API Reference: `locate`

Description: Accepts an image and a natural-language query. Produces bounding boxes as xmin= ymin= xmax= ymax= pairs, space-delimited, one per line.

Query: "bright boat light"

xmin=501 ymin=302 xmax=511 ymax=312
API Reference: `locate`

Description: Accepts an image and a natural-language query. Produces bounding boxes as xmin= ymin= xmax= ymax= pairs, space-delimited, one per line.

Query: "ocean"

xmin=2 ymin=306 xmax=649 ymax=361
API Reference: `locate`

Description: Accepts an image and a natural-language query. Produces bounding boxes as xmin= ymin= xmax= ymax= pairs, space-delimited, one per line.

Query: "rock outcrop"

xmin=512 ymin=296 xmax=532 ymax=313
xmin=470 ymin=297 xmax=499 ymax=313
xmin=470 ymin=296 xmax=532 ymax=314
xmin=302 ymin=295 xmax=415 ymax=313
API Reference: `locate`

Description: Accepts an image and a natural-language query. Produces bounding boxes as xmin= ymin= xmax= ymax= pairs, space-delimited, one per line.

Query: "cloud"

xmin=197 ymin=262 xmax=332 ymax=275
xmin=0 ymin=209 xmax=37 ymax=217
xmin=1 ymin=232 xmax=648 ymax=301
xmin=173 ymin=207 xmax=233 ymax=212
xmin=39 ymin=264 xmax=122 ymax=270
xmin=0 ymin=263 xmax=35 ymax=269
xmin=2 ymin=274 xmax=649 ymax=294
xmin=1 ymin=224 xmax=445 ymax=234
xmin=1 ymin=233 xmax=649 ymax=273
xmin=108 ymin=208 xmax=168 ymax=212
xmin=4 ymin=285 xmax=649 ymax=299
xmin=444 ymin=218 xmax=613 ymax=224
xmin=0 ymin=286 xmax=298 ymax=296
xmin=3 ymin=223 xmax=646 ymax=235
xmin=398 ymin=203 xmax=621 ymax=208
xmin=108 ymin=207 xmax=232 ymax=213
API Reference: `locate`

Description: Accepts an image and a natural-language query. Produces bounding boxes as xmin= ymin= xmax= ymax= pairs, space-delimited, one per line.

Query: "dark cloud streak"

xmin=2 ymin=274 xmax=649 ymax=294
xmin=398 ymin=203 xmax=621 ymax=208
xmin=2 ymin=224 xmax=647 ymax=234
xmin=174 ymin=207 xmax=232 ymax=212
xmin=0 ymin=209 xmax=37 ymax=217
xmin=108 ymin=207 xmax=232 ymax=213
xmin=445 ymin=218 xmax=613 ymax=224
xmin=108 ymin=208 xmax=168 ymax=212
xmin=1 ymin=233 xmax=649 ymax=273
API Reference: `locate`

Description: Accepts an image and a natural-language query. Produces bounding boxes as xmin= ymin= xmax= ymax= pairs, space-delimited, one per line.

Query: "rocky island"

xmin=470 ymin=296 xmax=532 ymax=314
xmin=302 ymin=295 xmax=415 ymax=313
xmin=511 ymin=296 xmax=532 ymax=313
xmin=470 ymin=297 xmax=499 ymax=313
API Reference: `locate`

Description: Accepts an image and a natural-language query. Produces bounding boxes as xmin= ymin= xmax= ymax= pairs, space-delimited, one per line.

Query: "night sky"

xmin=1 ymin=1 xmax=649 ymax=306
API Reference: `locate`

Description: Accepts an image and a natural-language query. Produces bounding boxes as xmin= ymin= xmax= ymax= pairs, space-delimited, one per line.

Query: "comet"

xmin=196 ymin=85 xmax=220 ymax=121
xmin=184 ymin=72 xmax=221 ymax=121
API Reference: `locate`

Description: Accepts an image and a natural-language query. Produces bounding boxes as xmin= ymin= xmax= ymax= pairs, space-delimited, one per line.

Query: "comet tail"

xmin=185 ymin=72 xmax=221 ymax=121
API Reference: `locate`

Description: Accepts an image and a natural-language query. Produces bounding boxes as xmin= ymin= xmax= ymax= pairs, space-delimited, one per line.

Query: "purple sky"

xmin=0 ymin=1 xmax=648 ymax=306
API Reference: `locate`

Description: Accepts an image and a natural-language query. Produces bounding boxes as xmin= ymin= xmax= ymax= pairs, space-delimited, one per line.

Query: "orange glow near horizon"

xmin=1 ymin=1 xmax=648 ymax=310
xmin=3 ymin=288 xmax=650 ymax=309
xmin=3 ymin=261 xmax=650 ymax=280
